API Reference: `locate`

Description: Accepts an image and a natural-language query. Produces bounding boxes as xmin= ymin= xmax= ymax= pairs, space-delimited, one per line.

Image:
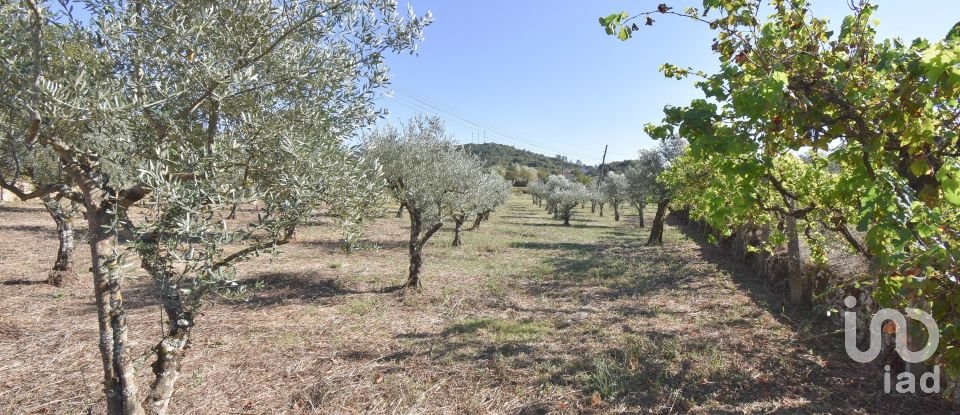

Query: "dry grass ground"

xmin=0 ymin=194 xmax=956 ymax=414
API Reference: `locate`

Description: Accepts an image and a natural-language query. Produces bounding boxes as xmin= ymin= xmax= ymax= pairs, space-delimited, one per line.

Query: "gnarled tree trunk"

xmin=406 ymin=208 xmax=442 ymax=288
xmin=647 ymin=199 xmax=669 ymax=246
xmin=141 ymin=262 xmax=194 ymax=415
xmin=452 ymin=217 xmax=464 ymax=246
xmin=468 ymin=210 xmax=490 ymax=231
xmin=144 ymin=325 xmax=190 ymax=415
xmin=408 ymin=244 xmax=424 ymax=288
xmin=43 ymin=197 xmax=78 ymax=287
xmin=470 ymin=213 xmax=483 ymax=230
xmin=637 ymin=205 xmax=645 ymax=227
xmin=613 ymin=205 xmax=620 ymax=221
xmin=86 ymin=196 xmax=145 ymax=415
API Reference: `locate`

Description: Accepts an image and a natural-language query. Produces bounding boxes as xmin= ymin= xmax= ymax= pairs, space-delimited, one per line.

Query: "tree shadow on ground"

xmin=661 ymin=214 xmax=957 ymax=414
xmin=545 ymin=330 xmax=792 ymax=412
xmin=504 ymin=221 xmax=611 ymax=230
xmin=0 ymin=205 xmax=46 ymax=213
xmin=0 ymin=224 xmax=90 ymax=242
xmin=297 ymin=218 xmax=338 ymax=227
xmin=498 ymin=211 xmax=956 ymax=413
xmin=389 ymin=317 xmax=564 ymax=384
xmin=519 ymin=236 xmax=697 ymax=303
xmin=498 ymin=215 xmax=546 ymax=220
xmin=298 ymin=238 xmax=407 ymax=253
xmin=117 ymin=271 xmax=395 ymax=311
xmin=509 ymin=241 xmax=600 ymax=251
xmin=220 ymin=272 xmax=359 ymax=308
xmin=1 ymin=279 xmax=48 ymax=286
xmin=0 ymin=224 xmax=54 ymax=234
xmin=603 ymin=229 xmax=639 ymax=238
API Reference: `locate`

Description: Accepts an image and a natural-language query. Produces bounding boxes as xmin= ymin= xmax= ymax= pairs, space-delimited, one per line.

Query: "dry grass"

xmin=0 ymin=195 xmax=955 ymax=414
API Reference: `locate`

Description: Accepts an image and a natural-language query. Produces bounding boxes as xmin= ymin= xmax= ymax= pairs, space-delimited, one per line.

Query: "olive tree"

xmin=0 ymin=142 xmax=84 ymax=286
xmin=542 ymin=175 xmax=590 ymax=225
xmin=0 ymin=19 xmax=92 ymax=286
xmin=0 ymin=1 xmax=428 ymax=413
xmin=540 ymin=174 xmax=569 ymax=218
xmin=507 ymin=163 xmax=538 ymax=186
xmin=624 ymin=166 xmax=647 ymax=227
xmin=588 ymin=177 xmax=606 ymax=216
xmin=462 ymin=172 xmax=512 ymax=233
xmin=600 ymin=172 xmax=628 ymax=221
xmin=446 ymin=170 xmax=485 ymax=246
xmin=364 ymin=115 xmax=484 ymax=288
xmin=636 ymin=138 xmax=687 ymax=245
xmin=133 ymin=134 xmax=380 ymax=414
xmin=323 ymin=151 xmax=388 ymax=252
xmin=528 ymin=179 xmax=546 ymax=207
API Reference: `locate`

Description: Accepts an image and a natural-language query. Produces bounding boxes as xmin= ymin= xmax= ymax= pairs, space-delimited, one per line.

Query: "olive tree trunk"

xmin=44 ymin=148 xmax=146 ymax=415
xmin=452 ymin=217 xmax=464 ymax=246
xmin=637 ymin=205 xmax=645 ymax=227
xmin=406 ymin=208 xmax=442 ymax=288
xmin=468 ymin=210 xmax=489 ymax=231
xmin=646 ymin=199 xmax=669 ymax=246
xmin=141 ymin=259 xmax=194 ymax=415
xmin=86 ymin=194 xmax=145 ymax=415
xmin=43 ymin=197 xmax=78 ymax=287
xmin=613 ymin=204 xmax=620 ymax=221
xmin=470 ymin=213 xmax=483 ymax=230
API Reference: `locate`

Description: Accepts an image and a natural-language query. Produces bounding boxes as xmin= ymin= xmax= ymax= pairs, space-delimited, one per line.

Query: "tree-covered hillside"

xmin=461 ymin=143 xmax=570 ymax=174
xmin=461 ymin=142 xmax=635 ymax=177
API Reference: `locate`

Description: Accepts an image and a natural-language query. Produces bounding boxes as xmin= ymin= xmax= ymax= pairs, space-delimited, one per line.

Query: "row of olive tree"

xmin=526 ymin=138 xmax=685 ymax=243
xmin=529 ymin=175 xmax=592 ymax=225
xmin=599 ymin=172 xmax=628 ymax=221
xmin=0 ymin=1 xmax=430 ymax=414
xmin=506 ymin=163 xmax=539 ymax=186
xmin=363 ymin=115 xmax=512 ymax=288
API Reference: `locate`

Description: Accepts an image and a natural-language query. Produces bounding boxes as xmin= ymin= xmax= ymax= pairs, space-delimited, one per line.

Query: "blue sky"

xmin=376 ymin=1 xmax=960 ymax=165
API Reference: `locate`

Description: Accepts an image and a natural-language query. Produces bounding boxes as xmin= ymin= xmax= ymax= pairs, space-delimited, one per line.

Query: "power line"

xmin=383 ymin=86 xmax=597 ymax=162
xmin=384 ymin=94 xmax=483 ymax=135
xmin=392 ymin=90 xmax=567 ymax=155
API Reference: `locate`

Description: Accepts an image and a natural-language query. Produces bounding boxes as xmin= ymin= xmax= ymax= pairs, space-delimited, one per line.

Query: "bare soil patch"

xmin=0 ymin=196 xmax=954 ymax=414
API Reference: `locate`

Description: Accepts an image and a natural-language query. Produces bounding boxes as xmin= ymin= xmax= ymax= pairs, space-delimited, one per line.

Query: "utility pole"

xmin=597 ymin=145 xmax=608 ymax=190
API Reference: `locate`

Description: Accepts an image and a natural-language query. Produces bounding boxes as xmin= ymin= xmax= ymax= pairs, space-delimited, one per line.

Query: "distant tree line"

xmin=462 ymin=143 xmax=638 ymax=186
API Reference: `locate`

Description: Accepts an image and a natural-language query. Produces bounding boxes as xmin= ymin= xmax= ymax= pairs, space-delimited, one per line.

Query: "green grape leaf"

xmin=936 ymin=162 xmax=960 ymax=206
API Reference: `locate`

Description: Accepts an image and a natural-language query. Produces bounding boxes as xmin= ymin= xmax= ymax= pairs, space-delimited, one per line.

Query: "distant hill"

xmin=603 ymin=159 xmax=638 ymax=174
xmin=460 ymin=142 xmax=635 ymax=177
xmin=460 ymin=143 xmax=568 ymax=174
